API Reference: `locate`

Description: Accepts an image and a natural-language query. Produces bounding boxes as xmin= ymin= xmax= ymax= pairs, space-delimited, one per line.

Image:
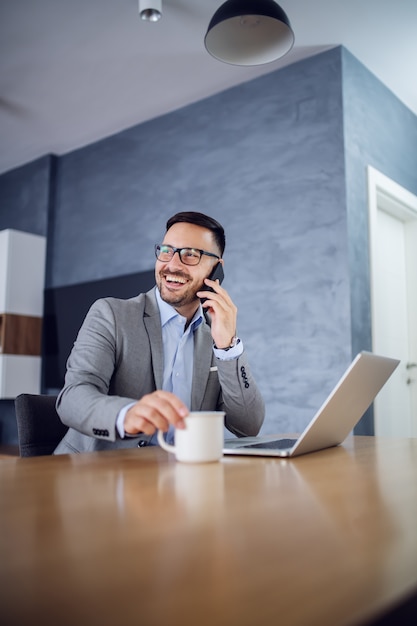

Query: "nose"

xmin=166 ymin=250 xmax=185 ymax=271
xmin=171 ymin=249 xmax=183 ymax=263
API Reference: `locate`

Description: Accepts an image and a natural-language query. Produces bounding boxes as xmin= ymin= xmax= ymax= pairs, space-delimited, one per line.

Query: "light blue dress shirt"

xmin=116 ymin=289 xmax=243 ymax=443
xmin=156 ymin=288 xmax=203 ymax=409
xmin=155 ymin=289 xmax=203 ymax=443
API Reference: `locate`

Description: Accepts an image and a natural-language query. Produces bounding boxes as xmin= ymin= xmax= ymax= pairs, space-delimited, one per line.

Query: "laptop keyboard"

xmin=243 ymin=438 xmax=298 ymax=450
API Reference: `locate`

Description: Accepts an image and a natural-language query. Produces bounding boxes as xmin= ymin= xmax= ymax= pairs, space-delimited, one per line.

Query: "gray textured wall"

xmin=0 ymin=155 xmax=52 ymax=236
xmin=47 ymin=48 xmax=350 ymax=435
xmin=1 ymin=46 xmax=417 ymax=444
xmin=342 ymin=48 xmax=417 ymax=432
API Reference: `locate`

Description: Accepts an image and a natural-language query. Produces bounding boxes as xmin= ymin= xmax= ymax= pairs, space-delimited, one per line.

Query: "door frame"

xmin=367 ymin=165 xmax=417 ymax=434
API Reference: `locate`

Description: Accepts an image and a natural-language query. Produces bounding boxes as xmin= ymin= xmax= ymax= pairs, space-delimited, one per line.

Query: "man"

xmin=54 ymin=211 xmax=265 ymax=454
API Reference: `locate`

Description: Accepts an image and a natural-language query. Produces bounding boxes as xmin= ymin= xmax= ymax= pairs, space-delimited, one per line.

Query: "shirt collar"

xmin=155 ymin=287 xmax=204 ymax=331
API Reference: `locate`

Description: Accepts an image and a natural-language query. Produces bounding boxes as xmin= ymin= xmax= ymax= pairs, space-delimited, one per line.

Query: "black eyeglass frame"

xmin=154 ymin=244 xmax=220 ymax=266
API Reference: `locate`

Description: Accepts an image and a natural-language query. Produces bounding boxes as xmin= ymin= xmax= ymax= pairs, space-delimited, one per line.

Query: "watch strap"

xmin=214 ymin=335 xmax=239 ymax=351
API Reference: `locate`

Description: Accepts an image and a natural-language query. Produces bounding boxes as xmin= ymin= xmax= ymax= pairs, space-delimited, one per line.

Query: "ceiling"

xmin=1 ymin=0 xmax=416 ymax=176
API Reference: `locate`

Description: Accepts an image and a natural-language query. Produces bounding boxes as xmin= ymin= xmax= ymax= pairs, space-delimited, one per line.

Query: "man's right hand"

xmin=124 ymin=390 xmax=189 ymax=436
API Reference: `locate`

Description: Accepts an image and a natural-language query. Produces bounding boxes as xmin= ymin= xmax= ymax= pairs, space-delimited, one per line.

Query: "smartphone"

xmin=200 ymin=262 xmax=224 ymax=303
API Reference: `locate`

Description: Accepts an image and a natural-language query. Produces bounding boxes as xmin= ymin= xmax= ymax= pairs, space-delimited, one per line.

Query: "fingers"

xmin=199 ymin=280 xmax=235 ymax=316
xmin=124 ymin=390 xmax=189 ymax=436
xmin=197 ymin=279 xmax=238 ymax=349
xmin=197 ymin=277 xmax=224 ymax=296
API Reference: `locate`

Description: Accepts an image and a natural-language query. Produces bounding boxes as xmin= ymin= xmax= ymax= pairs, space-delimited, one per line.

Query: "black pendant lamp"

xmin=205 ymin=0 xmax=294 ymax=66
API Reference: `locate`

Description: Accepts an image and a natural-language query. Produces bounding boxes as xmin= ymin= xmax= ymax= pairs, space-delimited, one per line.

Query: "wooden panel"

xmin=0 ymin=313 xmax=42 ymax=355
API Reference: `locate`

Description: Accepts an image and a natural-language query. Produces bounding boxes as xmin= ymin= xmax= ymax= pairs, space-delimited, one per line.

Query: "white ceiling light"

xmin=139 ymin=0 xmax=162 ymax=22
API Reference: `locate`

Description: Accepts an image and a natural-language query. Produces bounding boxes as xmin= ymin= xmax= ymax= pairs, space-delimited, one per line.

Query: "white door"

xmin=368 ymin=166 xmax=417 ymax=437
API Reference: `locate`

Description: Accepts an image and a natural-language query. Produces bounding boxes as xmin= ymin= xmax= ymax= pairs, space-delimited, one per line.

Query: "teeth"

xmin=166 ymin=275 xmax=186 ymax=284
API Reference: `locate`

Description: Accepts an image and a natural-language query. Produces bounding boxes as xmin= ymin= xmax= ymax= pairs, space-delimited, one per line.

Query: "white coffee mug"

xmin=157 ymin=411 xmax=225 ymax=463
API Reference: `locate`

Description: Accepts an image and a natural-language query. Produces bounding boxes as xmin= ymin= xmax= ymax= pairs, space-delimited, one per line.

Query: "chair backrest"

xmin=14 ymin=394 xmax=68 ymax=457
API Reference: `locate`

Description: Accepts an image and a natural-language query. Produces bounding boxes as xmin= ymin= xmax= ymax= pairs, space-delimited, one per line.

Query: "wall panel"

xmin=2 ymin=47 xmax=416 ymax=444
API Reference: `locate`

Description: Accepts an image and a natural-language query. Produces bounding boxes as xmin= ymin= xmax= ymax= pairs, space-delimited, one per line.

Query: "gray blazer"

xmin=54 ymin=288 xmax=265 ymax=454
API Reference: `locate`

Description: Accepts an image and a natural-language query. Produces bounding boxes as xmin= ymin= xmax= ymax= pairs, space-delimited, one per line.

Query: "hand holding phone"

xmin=200 ymin=262 xmax=224 ymax=304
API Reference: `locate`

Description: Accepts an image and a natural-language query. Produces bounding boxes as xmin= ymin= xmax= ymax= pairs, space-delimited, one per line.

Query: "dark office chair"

xmin=14 ymin=394 xmax=68 ymax=457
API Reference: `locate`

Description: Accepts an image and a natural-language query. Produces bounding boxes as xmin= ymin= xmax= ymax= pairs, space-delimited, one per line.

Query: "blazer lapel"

xmin=191 ymin=321 xmax=213 ymax=410
xmin=143 ymin=289 xmax=164 ymax=390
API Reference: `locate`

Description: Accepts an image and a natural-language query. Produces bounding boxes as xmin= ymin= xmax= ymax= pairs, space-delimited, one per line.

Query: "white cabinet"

xmin=0 ymin=229 xmax=46 ymax=398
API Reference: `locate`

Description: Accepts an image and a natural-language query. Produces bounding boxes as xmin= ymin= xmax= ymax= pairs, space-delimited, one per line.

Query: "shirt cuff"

xmin=213 ymin=339 xmax=243 ymax=361
xmin=116 ymin=402 xmax=136 ymax=439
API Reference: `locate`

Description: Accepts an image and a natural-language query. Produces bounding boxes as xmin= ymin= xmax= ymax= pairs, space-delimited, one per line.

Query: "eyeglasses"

xmin=154 ymin=244 xmax=220 ymax=266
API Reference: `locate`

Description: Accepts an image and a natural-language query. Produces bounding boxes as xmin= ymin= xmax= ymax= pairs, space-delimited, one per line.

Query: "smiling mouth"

xmin=163 ymin=273 xmax=188 ymax=287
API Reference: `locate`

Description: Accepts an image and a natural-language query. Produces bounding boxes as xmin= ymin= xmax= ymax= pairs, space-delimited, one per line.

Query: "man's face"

xmin=155 ymin=222 xmax=220 ymax=314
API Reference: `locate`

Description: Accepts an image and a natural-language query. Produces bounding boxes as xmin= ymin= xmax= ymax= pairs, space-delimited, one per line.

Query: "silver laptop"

xmin=223 ymin=351 xmax=400 ymax=458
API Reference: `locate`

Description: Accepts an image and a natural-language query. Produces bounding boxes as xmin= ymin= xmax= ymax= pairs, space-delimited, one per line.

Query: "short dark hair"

xmin=165 ymin=211 xmax=226 ymax=256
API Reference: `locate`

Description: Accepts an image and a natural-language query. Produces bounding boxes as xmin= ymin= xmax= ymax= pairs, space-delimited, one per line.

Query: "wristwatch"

xmin=215 ymin=335 xmax=240 ymax=351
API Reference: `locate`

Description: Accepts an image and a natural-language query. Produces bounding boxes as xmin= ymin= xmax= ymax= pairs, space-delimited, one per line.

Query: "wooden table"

xmin=1 ymin=436 xmax=417 ymax=626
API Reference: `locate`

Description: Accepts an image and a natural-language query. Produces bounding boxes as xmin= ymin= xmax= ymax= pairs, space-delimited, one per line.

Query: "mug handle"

xmin=157 ymin=429 xmax=176 ymax=453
